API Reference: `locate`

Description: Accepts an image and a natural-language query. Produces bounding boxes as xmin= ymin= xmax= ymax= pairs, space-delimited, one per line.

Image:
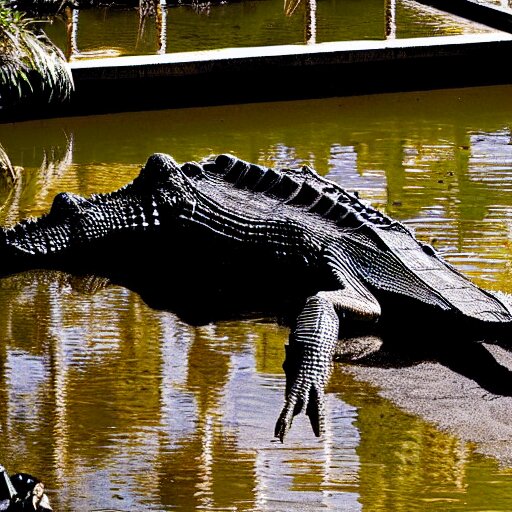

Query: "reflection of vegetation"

xmin=0 ymin=1 xmax=73 ymax=109
xmin=0 ymin=143 xmax=16 ymax=184
xmin=0 ymin=144 xmax=21 ymax=220
xmin=0 ymin=134 xmax=74 ymax=227
xmin=284 ymin=0 xmax=303 ymax=16
xmin=137 ymin=0 xmax=167 ymax=54
xmin=2 ymin=268 xmax=512 ymax=508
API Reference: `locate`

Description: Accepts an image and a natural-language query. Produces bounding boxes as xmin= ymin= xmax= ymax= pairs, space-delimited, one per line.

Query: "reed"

xmin=0 ymin=143 xmax=17 ymax=185
xmin=0 ymin=1 xmax=73 ymax=108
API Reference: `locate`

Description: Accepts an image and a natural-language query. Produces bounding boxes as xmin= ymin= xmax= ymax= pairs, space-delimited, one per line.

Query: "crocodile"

xmin=1 ymin=153 xmax=511 ymax=440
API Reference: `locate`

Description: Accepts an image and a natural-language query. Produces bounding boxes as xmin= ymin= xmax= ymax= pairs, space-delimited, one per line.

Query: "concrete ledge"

xmin=69 ymin=33 xmax=512 ymax=71
xmin=69 ymin=34 xmax=512 ymax=111
xmin=4 ymin=33 xmax=512 ymax=121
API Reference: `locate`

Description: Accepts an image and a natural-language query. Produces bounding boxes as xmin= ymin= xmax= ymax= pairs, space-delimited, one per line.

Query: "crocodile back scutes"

xmin=205 ymin=154 xmax=403 ymax=232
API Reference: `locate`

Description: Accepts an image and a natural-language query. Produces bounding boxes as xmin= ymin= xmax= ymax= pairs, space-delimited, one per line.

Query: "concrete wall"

xmin=3 ymin=33 xmax=512 ymax=122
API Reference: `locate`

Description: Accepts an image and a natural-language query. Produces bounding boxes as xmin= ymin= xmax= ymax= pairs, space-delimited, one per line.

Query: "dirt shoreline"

xmin=346 ymin=343 xmax=512 ymax=466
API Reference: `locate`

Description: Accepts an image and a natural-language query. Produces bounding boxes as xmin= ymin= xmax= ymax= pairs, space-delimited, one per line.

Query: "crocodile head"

xmin=0 ymin=153 xmax=203 ymax=273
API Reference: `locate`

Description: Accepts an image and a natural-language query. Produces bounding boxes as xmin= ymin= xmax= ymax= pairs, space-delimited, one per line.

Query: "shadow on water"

xmin=8 ymin=249 xmax=512 ymax=483
xmin=32 ymin=224 xmax=512 ymax=411
xmin=4 ymin=264 xmax=512 ymax=508
xmin=332 ymin=307 xmax=512 ymax=467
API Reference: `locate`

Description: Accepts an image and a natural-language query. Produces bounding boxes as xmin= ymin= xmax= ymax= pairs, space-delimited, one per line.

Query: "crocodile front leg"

xmin=275 ymin=280 xmax=381 ymax=441
xmin=275 ymin=294 xmax=339 ymax=441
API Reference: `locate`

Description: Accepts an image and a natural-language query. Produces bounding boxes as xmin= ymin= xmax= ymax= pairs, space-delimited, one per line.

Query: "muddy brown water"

xmin=1 ymin=86 xmax=512 ymax=509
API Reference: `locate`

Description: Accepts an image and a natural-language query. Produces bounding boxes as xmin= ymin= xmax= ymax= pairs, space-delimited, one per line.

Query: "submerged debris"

xmin=0 ymin=466 xmax=52 ymax=511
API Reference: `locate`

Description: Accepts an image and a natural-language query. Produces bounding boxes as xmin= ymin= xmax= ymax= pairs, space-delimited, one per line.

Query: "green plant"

xmin=0 ymin=143 xmax=15 ymax=183
xmin=0 ymin=1 xmax=73 ymax=108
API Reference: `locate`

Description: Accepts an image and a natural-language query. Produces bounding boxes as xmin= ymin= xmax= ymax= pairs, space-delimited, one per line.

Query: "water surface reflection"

xmin=1 ymin=86 xmax=512 ymax=509
xmin=42 ymin=0 xmax=495 ymax=60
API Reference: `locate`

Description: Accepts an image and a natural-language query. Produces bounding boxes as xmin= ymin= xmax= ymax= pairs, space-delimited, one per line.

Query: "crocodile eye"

xmin=139 ymin=153 xmax=180 ymax=184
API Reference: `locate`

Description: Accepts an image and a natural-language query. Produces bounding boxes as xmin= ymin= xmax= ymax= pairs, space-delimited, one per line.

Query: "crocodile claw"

xmin=274 ymin=378 xmax=326 ymax=442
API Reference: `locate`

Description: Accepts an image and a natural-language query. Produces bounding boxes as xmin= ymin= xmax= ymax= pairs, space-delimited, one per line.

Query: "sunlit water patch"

xmin=41 ymin=0 xmax=496 ymax=60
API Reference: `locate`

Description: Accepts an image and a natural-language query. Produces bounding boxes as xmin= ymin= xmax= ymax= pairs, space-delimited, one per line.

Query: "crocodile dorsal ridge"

xmin=207 ymin=154 xmax=407 ymax=232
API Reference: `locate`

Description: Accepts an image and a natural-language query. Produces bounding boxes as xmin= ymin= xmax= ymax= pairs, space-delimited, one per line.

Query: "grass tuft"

xmin=0 ymin=1 xmax=74 ymax=108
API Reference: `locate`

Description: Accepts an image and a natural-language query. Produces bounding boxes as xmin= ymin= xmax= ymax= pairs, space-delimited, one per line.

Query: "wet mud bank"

xmin=346 ymin=342 xmax=512 ymax=466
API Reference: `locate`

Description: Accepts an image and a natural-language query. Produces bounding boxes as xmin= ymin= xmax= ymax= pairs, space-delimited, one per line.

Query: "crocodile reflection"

xmin=12 ymin=266 xmax=512 ymax=401
xmin=0 ymin=270 xmax=359 ymax=510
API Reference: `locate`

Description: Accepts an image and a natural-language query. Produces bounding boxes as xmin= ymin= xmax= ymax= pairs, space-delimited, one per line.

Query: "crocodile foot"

xmin=274 ymin=375 xmax=326 ymax=442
